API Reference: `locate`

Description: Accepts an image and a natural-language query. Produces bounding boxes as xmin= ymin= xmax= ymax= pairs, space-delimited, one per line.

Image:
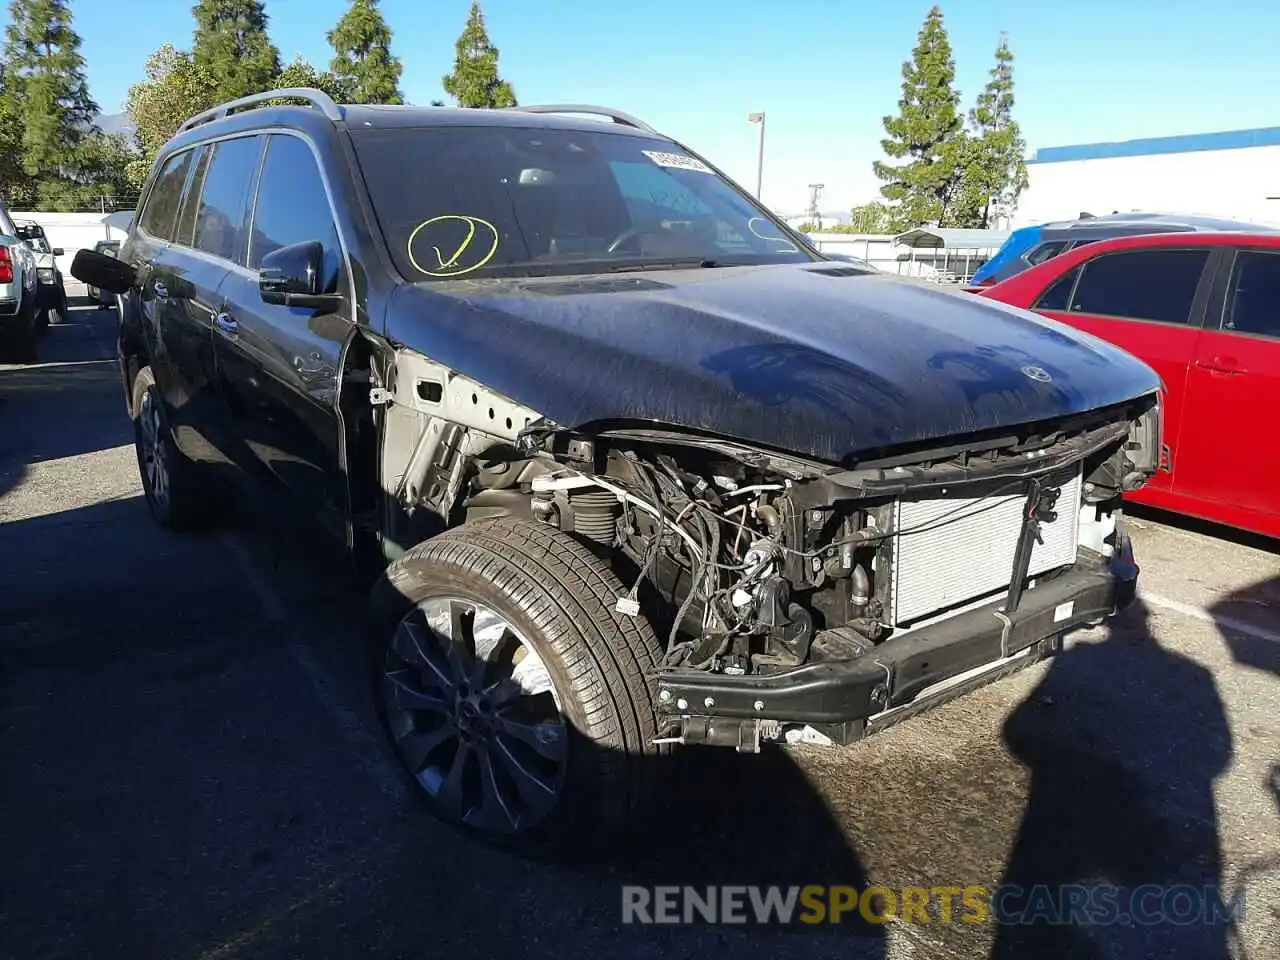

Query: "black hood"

xmin=384 ymin=263 xmax=1160 ymax=465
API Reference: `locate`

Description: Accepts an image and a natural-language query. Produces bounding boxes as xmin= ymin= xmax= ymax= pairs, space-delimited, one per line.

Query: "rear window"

xmin=1026 ymin=241 xmax=1067 ymax=265
xmin=350 ymin=125 xmax=813 ymax=281
xmin=973 ymin=225 xmax=1041 ymax=282
xmin=1224 ymin=250 xmax=1280 ymax=339
xmin=1068 ymin=248 xmax=1210 ymax=324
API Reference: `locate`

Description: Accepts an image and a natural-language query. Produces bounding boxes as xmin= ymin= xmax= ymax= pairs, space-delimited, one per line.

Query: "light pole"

xmin=807 ymin=183 xmax=824 ymax=230
xmin=748 ymin=112 xmax=765 ymax=200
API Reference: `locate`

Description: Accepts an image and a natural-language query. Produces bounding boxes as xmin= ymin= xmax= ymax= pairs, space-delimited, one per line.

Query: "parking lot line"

xmin=222 ymin=535 xmax=412 ymax=812
xmin=1141 ymin=590 xmax=1280 ymax=645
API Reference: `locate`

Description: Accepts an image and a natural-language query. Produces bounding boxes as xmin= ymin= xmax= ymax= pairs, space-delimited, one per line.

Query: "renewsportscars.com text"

xmin=620 ymin=884 xmax=1245 ymax=927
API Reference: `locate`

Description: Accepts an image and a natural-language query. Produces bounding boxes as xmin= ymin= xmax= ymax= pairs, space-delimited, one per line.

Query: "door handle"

xmin=153 ymin=281 xmax=168 ymax=299
xmin=214 ymin=312 xmax=238 ymax=334
xmin=1193 ymin=357 xmax=1246 ymax=375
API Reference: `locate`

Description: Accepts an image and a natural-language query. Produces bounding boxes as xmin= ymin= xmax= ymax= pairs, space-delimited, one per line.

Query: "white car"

xmin=0 ymin=204 xmax=41 ymax=362
xmin=14 ymin=220 xmax=68 ymax=326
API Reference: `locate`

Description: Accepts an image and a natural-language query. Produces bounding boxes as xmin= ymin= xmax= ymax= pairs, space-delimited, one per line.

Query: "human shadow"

xmin=1208 ymin=575 xmax=1280 ymax=677
xmin=1208 ymin=576 xmax=1279 ymax=960
xmin=991 ymin=598 xmax=1233 ymax=958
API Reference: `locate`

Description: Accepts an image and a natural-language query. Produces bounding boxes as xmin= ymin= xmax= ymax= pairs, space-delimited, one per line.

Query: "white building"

xmin=1014 ymin=126 xmax=1280 ymax=228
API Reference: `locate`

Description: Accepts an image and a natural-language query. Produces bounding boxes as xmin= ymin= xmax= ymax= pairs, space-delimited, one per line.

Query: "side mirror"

xmin=52 ymin=247 xmax=64 ymax=256
xmin=258 ymin=240 xmax=342 ymax=310
xmin=70 ymin=248 xmax=136 ymax=295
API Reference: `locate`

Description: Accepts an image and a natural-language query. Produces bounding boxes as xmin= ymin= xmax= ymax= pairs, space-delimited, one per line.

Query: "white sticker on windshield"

xmin=642 ymin=150 xmax=713 ymax=174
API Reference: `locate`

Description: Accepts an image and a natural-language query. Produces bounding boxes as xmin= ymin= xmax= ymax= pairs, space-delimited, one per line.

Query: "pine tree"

xmin=0 ymin=64 xmax=32 ymax=203
xmin=953 ymin=36 xmax=1028 ymax=228
xmin=871 ymin=5 xmax=963 ymax=229
xmin=327 ymin=0 xmax=403 ymax=104
xmin=191 ymin=0 xmax=281 ymax=103
xmin=441 ymin=2 xmax=516 ymax=109
xmin=3 ymin=0 xmax=99 ymax=182
xmin=275 ymin=55 xmax=354 ymax=103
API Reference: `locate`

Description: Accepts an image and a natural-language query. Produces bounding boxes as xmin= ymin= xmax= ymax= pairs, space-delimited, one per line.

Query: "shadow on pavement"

xmin=991 ymin=598 xmax=1234 ymax=958
xmin=1209 ymin=577 xmax=1280 ymax=960
xmin=1126 ymin=503 xmax=1278 ymax=555
xmin=0 ymin=305 xmax=130 ymax=473
xmin=1208 ymin=575 xmax=1280 ymax=677
xmin=0 ymin=491 xmax=886 ymax=960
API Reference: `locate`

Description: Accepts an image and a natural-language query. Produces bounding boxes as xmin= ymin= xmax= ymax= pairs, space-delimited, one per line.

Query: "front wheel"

xmin=131 ymin=367 xmax=218 ymax=531
xmin=370 ymin=517 xmax=667 ymax=857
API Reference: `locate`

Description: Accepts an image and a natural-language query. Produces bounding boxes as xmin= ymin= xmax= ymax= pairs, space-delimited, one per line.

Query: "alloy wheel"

xmin=383 ymin=597 xmax=569 ymax=835
xmin=137 ymin=390 xmax=169 ymax=510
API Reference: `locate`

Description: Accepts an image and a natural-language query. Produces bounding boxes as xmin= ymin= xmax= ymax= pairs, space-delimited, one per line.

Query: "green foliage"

xmin=124 ymin=43 xmax=220 ymax=188
xmin=0 ymin=65 xmax=32 ymax=204
xmin=3 ymin=0 xmax=98 ymax=183
xmin=327 ymin=0 xmax=403 ymax=104
xmin=441 ymin=2 xmax=516 ymax=109
xmin=275 ymin=55 xmax=354 ymax=103
xmin=191 ymin=0 xmax=281 ymax=103
xmin=950 ymin=38 xmax=1028 ymax=227
xmin=872 ymin=5 xmax=962 ymax=230
xmin=34 ymin=132 xmax=133 ymax=210
xmin=848 ymin=201 xmax=895 ymax=233
xmin=872 ymin=9 xmax=1028 ymax=231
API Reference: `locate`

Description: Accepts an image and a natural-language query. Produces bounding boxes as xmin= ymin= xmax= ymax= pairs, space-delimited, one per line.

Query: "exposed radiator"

xmin=890 ymin=466 xmax=1083 ymax=625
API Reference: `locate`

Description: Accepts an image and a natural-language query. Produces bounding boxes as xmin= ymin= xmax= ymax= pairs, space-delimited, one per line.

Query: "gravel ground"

xmin=1 ymin=293 xmax=1277 ymax=960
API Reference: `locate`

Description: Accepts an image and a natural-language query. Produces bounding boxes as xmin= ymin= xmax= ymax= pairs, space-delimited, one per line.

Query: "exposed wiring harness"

xmin=537 ymin=458 xmax=1036 ymax=673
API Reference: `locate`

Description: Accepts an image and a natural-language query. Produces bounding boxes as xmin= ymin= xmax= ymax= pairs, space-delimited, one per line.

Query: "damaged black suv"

xmin=74 ymin=88 xmax=1163 ymax=855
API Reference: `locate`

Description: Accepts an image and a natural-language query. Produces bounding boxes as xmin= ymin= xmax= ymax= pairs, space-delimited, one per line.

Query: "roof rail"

xmin=503 ymin=104 xmax=659 ymax=136
xmin=176 ymin=87 xmax=343 ymax=135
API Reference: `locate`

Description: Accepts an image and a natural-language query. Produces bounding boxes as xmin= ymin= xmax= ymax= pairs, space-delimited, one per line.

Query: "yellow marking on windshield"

xmin=407 ymin=215 xmax=501 ymax=278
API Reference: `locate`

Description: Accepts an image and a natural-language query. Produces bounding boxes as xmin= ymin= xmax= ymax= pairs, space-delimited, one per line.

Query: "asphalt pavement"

xmin=1 ymin=294 xmax=1277 ymax=960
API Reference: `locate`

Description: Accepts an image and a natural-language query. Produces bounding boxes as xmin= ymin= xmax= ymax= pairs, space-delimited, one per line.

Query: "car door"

xmin=131 ymin=147 xmax=200 ymax=414
xmin=1032 ymin=246 xmax=1214 ymax=497
xmin=212 ymin=132 xmax=356 ymax=540
xmin=160 ymin=135 xmax=265 ymax=472
xmin=1174 ymin=247 xmax=1280 ymax=527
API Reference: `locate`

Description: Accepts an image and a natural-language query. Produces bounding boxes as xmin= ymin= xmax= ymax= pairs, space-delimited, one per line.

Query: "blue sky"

xmin=24 ymin=0 xmax=1280 ymax=214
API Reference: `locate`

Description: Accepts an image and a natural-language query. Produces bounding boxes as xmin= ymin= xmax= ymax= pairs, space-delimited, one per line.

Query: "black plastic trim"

xmin=656 ymin=544 xmax=1138 ymax=726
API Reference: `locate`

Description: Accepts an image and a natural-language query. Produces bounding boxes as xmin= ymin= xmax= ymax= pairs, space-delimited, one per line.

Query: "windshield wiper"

xmin=608 ymin=259 xmax=725 ymax=273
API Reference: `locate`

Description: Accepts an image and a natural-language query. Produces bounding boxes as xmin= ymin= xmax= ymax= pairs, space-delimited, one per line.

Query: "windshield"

xmin=350 ymin=125 xmax=814 ymax=281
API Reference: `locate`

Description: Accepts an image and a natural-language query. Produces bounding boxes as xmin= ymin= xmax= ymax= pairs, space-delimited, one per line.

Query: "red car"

xmin=980 ymin=230 xmax=1280 ymax=539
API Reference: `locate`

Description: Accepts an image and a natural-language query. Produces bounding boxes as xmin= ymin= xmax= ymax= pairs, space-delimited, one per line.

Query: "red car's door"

xmin=1030 ymin=246 xmax=1214 ymax=498
xmin=1174 ymin=247 xmax=1280 ymax=533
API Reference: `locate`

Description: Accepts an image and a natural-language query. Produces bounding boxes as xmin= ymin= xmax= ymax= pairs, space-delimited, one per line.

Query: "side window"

xmin=1069 ymin=249 xmax=1210 ymax=324
xmin=248 ymin=134 xmax=343 ymax=293
xmin=193 ymin=135 xmax=263 ymax=263
xmin=1224 ymin=250 xmax=1280 ymax=339
xmin=138 ymin=150 xmax=195 ymax=241
xmin=1026 ymin=241 xmax=1067 ymax=266
xmin=1034 ymin=267 xmax=1079 ymax=311
xmin=173 ymin=146 xmax=211 ymax=248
